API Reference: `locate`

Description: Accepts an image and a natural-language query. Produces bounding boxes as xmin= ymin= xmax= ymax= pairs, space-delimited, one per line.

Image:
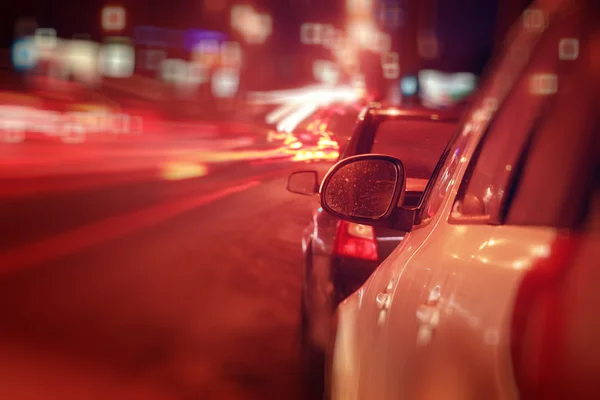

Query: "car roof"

xmin=370 ymin=106 xmax=463 ymax=123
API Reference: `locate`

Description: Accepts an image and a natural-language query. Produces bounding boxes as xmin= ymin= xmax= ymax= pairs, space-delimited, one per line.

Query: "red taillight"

xmin=333 ymin=220 xmax=378 ymax=261
xmin=510 ymin=234 xmax=581 ymax=399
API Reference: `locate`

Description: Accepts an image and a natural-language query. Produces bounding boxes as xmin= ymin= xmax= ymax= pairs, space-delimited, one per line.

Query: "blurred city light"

xmin=12 ymin=37 xmax=39 ymax=71
xmin=419 ymin=70 xmax=477 ymax=108
xmin=161 ymin=58 xmax=191 ymax=84
xmin=523 ymin=8 xmax=547 ymax=31
xmin=347 ymin=0 xmax=374 ymax=14
xmin=160 ymin=162 xmax=209 ymax=180
xmin=34 ymin=28 xmax=58 ymax=52
xmin=347 ymin=20 xmax=378 ymax=49
xmin=98 ymin=40 xmax=135 ymax=78
xmin=400 ymin=76 xmax=419 ymax=96
xmin=252 ymin=85 xmax=360 ymax=133
xmin=559 ymin=38 xmax=579 ymax=60
xmin=300 ymin=23 xmax=322 ymax=45
xmin=0 ymin=104 xmax=143 ymax=144
xmin=530 ymin=73 xmax=558 ymax=95
xmin=231 ymin=5 xmax=272 ymax=44
xmin=381 ymin=52 xmax=400 ymax=79
xmin=102 ymin=6 xmax=126 ymax=32
xmin=313 ymin=60 xmax=341 ymax=85
xmin=65 ymin=40 xmax=101 ymax=87
xmin=211 ymin=67 xmax=240 ymax=98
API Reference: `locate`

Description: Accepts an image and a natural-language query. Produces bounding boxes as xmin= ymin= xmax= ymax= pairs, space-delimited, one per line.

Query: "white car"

xmin=319 ymin=1 xmax=600 ymax=399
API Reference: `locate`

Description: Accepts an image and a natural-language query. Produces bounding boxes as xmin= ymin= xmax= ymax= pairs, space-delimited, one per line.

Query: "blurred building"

xmin=0 ymin=0 xmax=533 ymax=96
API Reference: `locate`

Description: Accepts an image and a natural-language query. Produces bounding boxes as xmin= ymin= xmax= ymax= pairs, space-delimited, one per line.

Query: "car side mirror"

xmin=287 ymin=170 xmax=319 ymax=196
xmin=320 ymin=154 xmax=416 ymax=231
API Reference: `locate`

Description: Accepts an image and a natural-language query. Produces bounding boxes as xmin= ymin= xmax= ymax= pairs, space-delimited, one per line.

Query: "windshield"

xmin=369 ymin=119 xmax=457 ymax=179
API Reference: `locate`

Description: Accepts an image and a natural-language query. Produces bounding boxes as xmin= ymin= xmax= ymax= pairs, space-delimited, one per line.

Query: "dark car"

xmin=286 ymin=104 xmax=463 ymax=388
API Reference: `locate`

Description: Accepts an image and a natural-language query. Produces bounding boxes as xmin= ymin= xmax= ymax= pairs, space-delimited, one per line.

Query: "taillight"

xmin=333 ymin=220 xmax=378 ymax=261
xmin=510 ymin=234 xmax=581 ymax=399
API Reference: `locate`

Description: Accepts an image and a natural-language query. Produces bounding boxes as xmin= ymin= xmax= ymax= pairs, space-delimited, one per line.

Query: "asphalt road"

xmin=0 ymin=157 xmax=329 ymax=399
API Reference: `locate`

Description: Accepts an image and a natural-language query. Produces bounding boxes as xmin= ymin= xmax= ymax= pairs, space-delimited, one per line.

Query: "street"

xmin=0 ymin=139 xmax=328 ymax=399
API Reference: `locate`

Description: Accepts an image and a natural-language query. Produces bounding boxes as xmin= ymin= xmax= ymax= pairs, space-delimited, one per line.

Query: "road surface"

xmin=0 ymin=142 xmax=332 ymax=399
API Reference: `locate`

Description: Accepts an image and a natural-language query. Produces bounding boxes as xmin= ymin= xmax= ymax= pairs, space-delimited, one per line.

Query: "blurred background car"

xmin=286 ymin=103 xmax=463 ymax=391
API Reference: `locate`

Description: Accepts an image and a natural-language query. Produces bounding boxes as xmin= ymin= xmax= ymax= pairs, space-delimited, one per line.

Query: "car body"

xmin=323 ymin=1 xmax=600 ymax=399
xmin=287 ymin=104 xmax=462 ymax=381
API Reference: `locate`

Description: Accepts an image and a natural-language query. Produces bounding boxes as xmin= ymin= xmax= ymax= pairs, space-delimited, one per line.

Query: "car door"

xmin=374 ymin=6 xmax=590 ymax=400
xmin=352 ymin=5 xmax=571 ymax=399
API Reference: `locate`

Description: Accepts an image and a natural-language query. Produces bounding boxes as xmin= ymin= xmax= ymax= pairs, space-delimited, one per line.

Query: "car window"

xmin=450 ymin=68 xmax=553 ymax=221
xmin=369 ymin=119 xmax=456 ymax=179
xmin=505 ymin=70 xmax=600 ymax=229
xmin=451 ymin=7 xmax=593 ymax=225
xmin=327 ymin=110 xmax=360 ymax=138
xmin=416 ymin=6 xmax=547 ymax=223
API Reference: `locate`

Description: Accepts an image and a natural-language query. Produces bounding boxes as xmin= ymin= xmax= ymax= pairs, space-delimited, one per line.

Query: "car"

xmin=286 ymin=104 xmax=462 ymax=392
xmin=318 ymin=1 xmax=600 ymax=399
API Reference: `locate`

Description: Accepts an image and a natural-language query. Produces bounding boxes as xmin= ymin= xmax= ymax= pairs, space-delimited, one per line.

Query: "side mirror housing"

xmin=287 ymin=170 xmax=319 ymax=196
xmin=320 ymin=154 xmax=416 ymax=231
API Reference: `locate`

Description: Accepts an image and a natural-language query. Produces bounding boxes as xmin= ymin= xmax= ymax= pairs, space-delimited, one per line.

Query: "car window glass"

xmin=451 ymin=9 xmax=586 ymax=222
xmin=450 ymin=73 xmax=547 ymax=219
xmin=327 ymin=111 xmax=360 ymax=138
xmin=369 ymin=119 xmax=456 ymax=179
xmin=505 ymin=65 xmax=600 ymax=229
xmin=417 ymin=6 xmax=549 ymax=223
xmin=505 ymin=8 xmax=600 ymax=229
